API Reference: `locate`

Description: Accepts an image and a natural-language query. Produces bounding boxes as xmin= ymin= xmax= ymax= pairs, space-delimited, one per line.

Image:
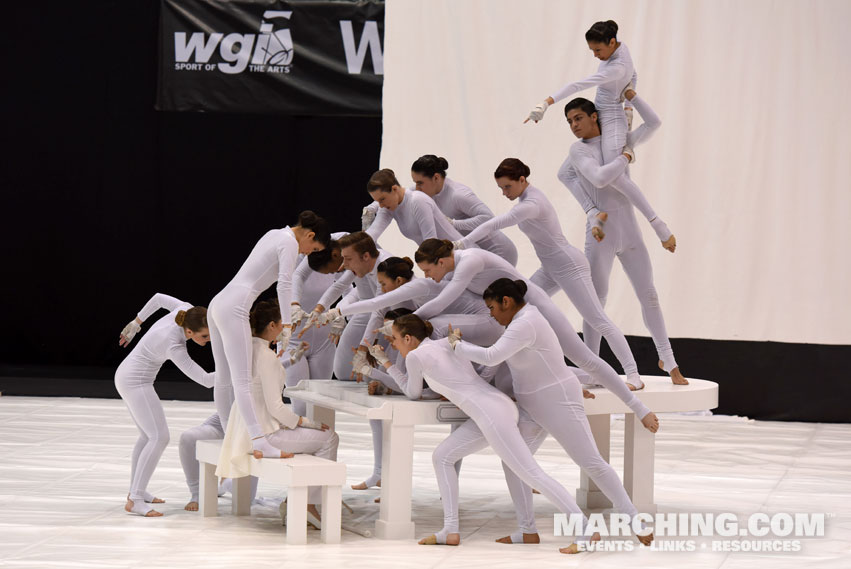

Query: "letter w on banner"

xmin=157 ymin=0 xmax=384 ymax=115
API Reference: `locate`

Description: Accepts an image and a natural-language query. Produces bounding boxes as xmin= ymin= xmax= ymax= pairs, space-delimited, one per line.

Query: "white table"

xmin=285 ymin=376 xmax=718 ymax=539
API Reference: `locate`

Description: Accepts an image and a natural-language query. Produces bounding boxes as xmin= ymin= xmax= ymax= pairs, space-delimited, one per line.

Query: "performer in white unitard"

xmin=363 ymin=168 xmax=467 ymax=248
xmin=302 ymin=231 xmax=391 ymax=380
xmin=370 ymin=314 xmax=594 ymax=552
xmin=414 ymin=240 xmax=650 ymax=416
xmin=453 ymin=278 xmax=656 ymax=547
xmin=283 ymin=234 xmax=349 ymax=414
xmin=116 ymin=294 xmax=215 ymax=516
xmin=178 ymin=413 xmax=223 ymax=511
xmin=208 ymin=211 xmax=330 ymax=458
xmin=410 ymin=155 xmax=518 ymax=266
xmin=457 ymin=157 xmax=644 ymax=389
xmin=217 ymin=300 xmax=339 ymax=523
xmin=525 ymin=20 xmax=674 ymax=247
xmin=560 ymin=95 xmax=688 ymax=385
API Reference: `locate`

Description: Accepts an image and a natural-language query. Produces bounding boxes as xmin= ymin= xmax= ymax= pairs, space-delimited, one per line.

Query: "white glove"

xmin=290 ymin=304 xmax=308 ymax=328
xmin=361 ymin=206 xmax=377 ymax=230
xmin=323 ymin=307 xmax=342 ymax=323
xmin=351 ymin=350 xmax=371 ymax=378
xmin=299 ymin=417 xmax=325 ymax=430
xmin=526 ymin=100 xmax=549 ymax=123
xmin=276 ymin=326 xmax=292 ymax=349
xmin=328 ymin=315 xmax=346 ymax=344
xmin=624 ymin=106 xmax=634 ymax=131
xmin=451 ymin=239 xmax=466 ymax=251
xmin=120 ymin=319 xmax=142 ymax=345
xmin=301 ymin=309 xmax=324 ymax=333
xmin=368 ymin=344 xmax=390 ymax=366
xmin=376 ymin=320 xmax=394 ymax=337
xmin=287 ymin=341 xmax=309 ymax=365
xmin=447 ymin=325 xmax=462 ymax=349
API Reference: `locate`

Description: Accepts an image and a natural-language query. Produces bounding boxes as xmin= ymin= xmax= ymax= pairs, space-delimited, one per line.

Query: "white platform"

xmin=1 ymin=395 xmax=849 ymax=568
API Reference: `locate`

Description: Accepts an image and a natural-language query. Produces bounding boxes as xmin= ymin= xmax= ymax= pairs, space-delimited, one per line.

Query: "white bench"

xmin=195 ymin=439 xmax=346 ymax=545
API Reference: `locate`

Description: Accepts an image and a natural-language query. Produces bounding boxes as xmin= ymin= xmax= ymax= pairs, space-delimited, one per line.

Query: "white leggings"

xmin=583 ymin=208 xmax=678 ymax=372
xmin=431 ymin=390 xmax=586 ymax=540
xmin=267 ymin=428 xmax=340 ymax=504
xmin=332 ymin=312 xmax=370 ymax=380
xmin=115 ymin=370 xmax=169 ymax=503
xmin=504 ymin=379 xmax=639 ymax=537
xmin=178 ymin=413 xmax=224 ymax=502
xmin=530 ymin=246 xmax=639 ymax=379
xmin=523 ymin=283 xmax=650 ymax=418
xmin=208 ymin=285 xmax=259 ymax=437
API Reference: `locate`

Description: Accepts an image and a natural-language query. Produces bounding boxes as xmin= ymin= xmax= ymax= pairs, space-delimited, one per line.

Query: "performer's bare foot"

xmin=641 ymin=412 xmax=660 ymax=433
xmin=532 ymin=488 xmax=541 ymax=494
xmin=637 ymin=531 xmax=654 ymax=546
xmin=125 ymin=498 xmax=163 ymax=517
xmin=591 ymin=212 xmax=608 ymax=242
xmin=496 ymin=532 xmax=540 ymax=544
xmin=252 ymin=450 xmax=294 ymax=459
xmin=419 ymin=533 xmax=460 ymax=545
xmin=559 ymin=532 xmax=600 ymax=554
xmin=351 ymin=479 xmax=381 ymax=490
xmin=367 ymin=380 xmax=394 ymax=396
xmin=662 ymin=234 xmax=676 ymax=252
xmin=184 ymin=501 xmax=198 ymax=511
xmin=659 ymin=360 xmax=689 ymax=385
xmin=582 ymin=389 xmax=596 ymax=399
xmin=128 ymin=492 xmax=165 ymax=504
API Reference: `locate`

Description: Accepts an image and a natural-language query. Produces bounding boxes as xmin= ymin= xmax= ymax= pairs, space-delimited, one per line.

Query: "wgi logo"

xmin=173 ymin=10 xmax=382 ymax=76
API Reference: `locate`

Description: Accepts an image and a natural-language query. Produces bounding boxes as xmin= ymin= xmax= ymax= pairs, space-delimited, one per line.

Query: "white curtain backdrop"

xmin=377 ymin=0 xmax=851 ymax=345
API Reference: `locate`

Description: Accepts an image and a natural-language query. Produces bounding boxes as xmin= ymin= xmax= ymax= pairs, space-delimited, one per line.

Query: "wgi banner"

xmin=157 ymin=0 xmax=384 ymax=115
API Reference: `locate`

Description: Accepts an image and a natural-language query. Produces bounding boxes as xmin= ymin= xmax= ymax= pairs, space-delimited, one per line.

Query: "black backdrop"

xmin=2 ymin=3 xmax=848 ymax=423
xmin=1 ymin=1 xmax=380 ymax=399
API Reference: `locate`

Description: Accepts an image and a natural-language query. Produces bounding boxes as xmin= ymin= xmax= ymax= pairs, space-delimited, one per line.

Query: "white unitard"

xmin=461 ymin=184 xmax=641 ymax=382
xmin=178 ymin=413 xmax=224 ymax=504
xmin=559 ymin=96 xmax=678 ymax=372
xmin=424 ymin=177 xmax=518 ymax=266
xmin=415 ymin=248 xmax=649 ymax=416
xmin=218 ymin=338 xmax=339 ymax=505
xmin=208 ymin=227 xmax=299 ymax=439
xmin=340 ymin=276 xmax=503 ymax=348
xmin=385 ymin=337 xmax=588 ymax=542
xmin=365 ymin=190 xmax=465 ymax=246
xmin=456 ymin=304 xmax=642 ymax=538
xmin=115 ymin=293 xmax=215 ymax=512
xmin=316 ymin=250 xmax=392 ymax=380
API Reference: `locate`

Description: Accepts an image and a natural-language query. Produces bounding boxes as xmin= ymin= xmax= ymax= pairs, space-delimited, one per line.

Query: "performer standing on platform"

xmin=560 ymin=94 xmax=687 ymax=385
xmin=116 ymin=293 xmax=215 ymax=516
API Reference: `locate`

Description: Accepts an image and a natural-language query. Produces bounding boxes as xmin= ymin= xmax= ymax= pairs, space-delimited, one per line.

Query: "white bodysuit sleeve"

xmin=460 ymin=199 xmax=538 ymax=248
xmin=258 ymin=350 xmax=300 ymax=430
xmin=167 ymin=344 xmax=215 ymax=388
xmin=339 ymin=280 xmax=423 ymax=317
xmin=291 ymin=257 xmax=312 ymax=306
xmin=454 ymin=320 xmax=533 ymax=366
xmin=275 ymin=236 xmax=299 ymax=315
xmin=414 ymin=255 xmax=481 ymax=320
xmin=365 ymin=206 xmax=393 ymax=241
xmin=558 ymin=159 xmax=600 ymax=216
xmin=410 ymin=195 xmax=439 ymax=241
xmin=624 ymin=69 xmax=638 ymax=109
xmin=447 ymin=187 xmax=495 ymax=233
xmin=137 ymin=293 xmax=185 ymax=321
xmin=625 ymin=95 xmax=661 ymax=148
xmin=550 ymin=62 xmax=629 ymax=104
xmin=317 ymin=270 xmax=355 ymax=309
xmin=386 ymin=351 xmax=424 ymax=400
xmin=569 ymin=144 xmax=629 ymax=188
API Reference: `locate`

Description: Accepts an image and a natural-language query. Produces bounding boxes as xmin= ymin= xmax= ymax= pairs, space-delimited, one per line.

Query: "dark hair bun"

xmin=437 ymin=157 xmax=449 ymax=170
xmin=606 ymin=20 xmax=618 ymax=34
xmin=175 ymin=310 xmax=186 ymax=327
xmin=514 ymin=279 xmax=528 ymax=296
xmin=402 ymin=257 xmax=414 ymax=269
xmin=423 ymin=320 xmax=434 ymax=336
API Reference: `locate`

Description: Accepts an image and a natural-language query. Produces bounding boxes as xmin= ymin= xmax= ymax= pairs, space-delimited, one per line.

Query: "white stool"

xmin=196 ymin=439 xmax=346 ymax=545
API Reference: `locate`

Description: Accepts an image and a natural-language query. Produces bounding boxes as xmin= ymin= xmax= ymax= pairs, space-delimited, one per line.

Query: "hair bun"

xmin=175 ymin=310 xmax=186 ymax=327
xmin=514 ymin=279 xmax=528 ymax=295
xmin=438 ymin=157 xmax=449 ymax=170
xmin=424 ymin=320 xmax=434 ymax=336
xmin=402 ymin=256 xmax=414 ymax=269
xmin=606 ymin=20 xmax=619 ymax=34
